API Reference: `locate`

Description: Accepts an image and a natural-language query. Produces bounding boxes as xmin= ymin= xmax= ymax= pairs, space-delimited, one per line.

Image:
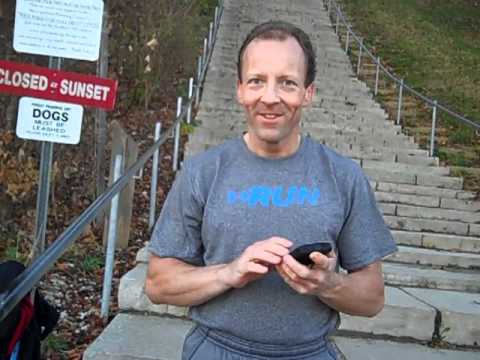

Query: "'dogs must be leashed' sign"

xmin=14 ymin=0 xmax=104 ymax=61
xmin=16 ymin=97 xmax=84 ymax=144
xmin=0 ymin=60 xmax=117 ymax=110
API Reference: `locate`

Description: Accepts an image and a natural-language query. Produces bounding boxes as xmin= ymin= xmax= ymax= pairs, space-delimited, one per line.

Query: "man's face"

xmin=237 ymin=37 xmax=314 ymax=150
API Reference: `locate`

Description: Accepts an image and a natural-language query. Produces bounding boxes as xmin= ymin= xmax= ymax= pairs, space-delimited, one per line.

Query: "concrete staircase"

xmin=85 ymin=0 xmax=480 ymax=358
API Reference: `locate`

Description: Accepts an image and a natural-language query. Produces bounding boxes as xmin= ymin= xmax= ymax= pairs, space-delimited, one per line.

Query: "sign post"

xmin=31 ymin=57 xmax=61 ymax=261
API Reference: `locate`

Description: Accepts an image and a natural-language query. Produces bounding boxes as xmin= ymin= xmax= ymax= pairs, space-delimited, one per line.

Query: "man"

xmin=146 ymin=21 xmax=397 ymax=359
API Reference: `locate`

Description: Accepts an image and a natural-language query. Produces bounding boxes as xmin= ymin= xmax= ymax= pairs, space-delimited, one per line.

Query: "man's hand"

xmin=276 ymin=250 xmax=339 ymax=296
xmin=218 ymin=237 xmax=292 ymax=289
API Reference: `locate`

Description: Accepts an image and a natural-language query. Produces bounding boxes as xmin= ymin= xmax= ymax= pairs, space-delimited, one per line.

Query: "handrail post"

xmin=430 ymin=100 xmax=438 ymax=157
xmin=345 ymin=27 xmax=350 ymax=53
xmin=149 ymin=122 xmax=162 ymax=230
xmin=214 ymin=7 xmax=219 ymax=33
xmin=195 ymin=56 xmax=202 ymax=108
xmin=208 ymin=22 xmax=213 ymax=50
xmin=396 ymin=79 xmax=404 ymax=125
xmin=173 ymin=97 xmax=183 ymax=172
xmin=101 ymin=154 xmax=123 ymax=321
xmin=202 ymin=38 xmax=208 ymax=74
xmin=374 ymin=56 xmax=380 ymax=96
xmin=357 ymin=38 xmax=363 ymax=75
xmin=187 ymin=77 xmax=194 ymax=124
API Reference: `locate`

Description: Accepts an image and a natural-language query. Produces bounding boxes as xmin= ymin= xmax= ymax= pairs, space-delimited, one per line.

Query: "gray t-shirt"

xmin=149 ymin=135 xmax=397 ymax=345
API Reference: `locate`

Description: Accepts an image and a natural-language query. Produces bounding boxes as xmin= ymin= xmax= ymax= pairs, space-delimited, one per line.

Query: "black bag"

xmin=0 ymin=260 xmax=59 ymax=360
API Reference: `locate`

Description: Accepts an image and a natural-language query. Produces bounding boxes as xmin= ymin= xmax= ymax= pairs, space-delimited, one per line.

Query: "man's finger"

xmin=281 ymin=255 xmax=310 ymax=279
xmin=262 ymin=243 xmax=291 ymax=257
xmin=267 ymin=237 xmax=293 ymax=248
xmin=277 ymin=263 xmax=312 ymax=288
xmin=250 ymin=251 xmax=282 ymax=265
xmin=309 ymin=252 xmax=330 ymax=269
xmin=247 ymin=262 xmax=269 ymax=274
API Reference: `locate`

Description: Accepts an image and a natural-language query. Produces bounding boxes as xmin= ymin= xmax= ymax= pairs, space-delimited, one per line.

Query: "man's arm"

xmin=145 ymin=237 xmax=292 ymax=306
xmin=145 ymin=256 xmax=231 ymax=306
xmin=277 ymin=252 xmax=385 ymax=317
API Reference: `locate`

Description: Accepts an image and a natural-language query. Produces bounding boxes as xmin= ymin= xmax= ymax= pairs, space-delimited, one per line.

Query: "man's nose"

xmin=260 ymin=83 xmax=280 ymax=104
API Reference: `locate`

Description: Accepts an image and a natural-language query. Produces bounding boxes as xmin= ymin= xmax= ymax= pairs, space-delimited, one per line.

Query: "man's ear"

xmin=236 ymin=79 xmax=244 ymax=105
xmin=302 ymin=83 xmax=315 ymax=107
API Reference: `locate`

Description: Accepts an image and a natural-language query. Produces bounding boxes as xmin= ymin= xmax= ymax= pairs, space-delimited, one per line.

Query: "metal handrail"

xmin=324 ymin=0 xmax=479 ymax=156
xmin=0 ymin=1 xmax=224 ymax=323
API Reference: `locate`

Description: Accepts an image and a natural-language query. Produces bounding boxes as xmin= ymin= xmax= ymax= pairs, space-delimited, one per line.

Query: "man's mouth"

xmin=258 ymin=113 xmax=282 ymax=120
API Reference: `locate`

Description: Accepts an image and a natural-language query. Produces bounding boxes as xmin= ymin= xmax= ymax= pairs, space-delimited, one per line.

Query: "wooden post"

xmin=103 ymin=121 xmax=138 ymax=249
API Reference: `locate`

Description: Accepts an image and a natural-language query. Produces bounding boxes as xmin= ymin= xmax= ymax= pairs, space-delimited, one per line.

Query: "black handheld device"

xmin=290 ymin=242 xmax=332 ymax=266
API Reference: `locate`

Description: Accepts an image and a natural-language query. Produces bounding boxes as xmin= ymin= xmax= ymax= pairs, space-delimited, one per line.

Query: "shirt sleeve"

xmin=337 ymin=167 xmax=397 ymax=271
xmin=148 ymin=166 xmax=205 ymax=265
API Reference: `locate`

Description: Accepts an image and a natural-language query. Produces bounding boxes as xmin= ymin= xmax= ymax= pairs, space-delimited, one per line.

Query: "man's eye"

xmin=247 ymin=78 xmax=262 ymax=85
xmin=282 ymin=80 xmax=297 ymax=87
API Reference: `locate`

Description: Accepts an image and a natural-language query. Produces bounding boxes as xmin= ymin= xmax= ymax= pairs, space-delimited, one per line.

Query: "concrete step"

xmin=340 ymin=286 xmax=480 ymax=346
xmin=194 ymin=116 xmax=402 ymax=136
xmin=195 ymin=111 xmax=396 ymax=130
xmin=385 ymin=215 xmax=473 ymax=236
xmin=333 ymin=147 xmax=437 ymax=166
xmin=349 ymin=143 xmax=425 ymax=156
xmin=382 ymin=262 xmax=480 ymax=292
xmin=198 ymin=104 xmax=392 ymax=125
xmin=375 ymin=182 xmax=476 ymax=201
xmin=363 ymin=169 xmax=463 ymax=190
xmin=304 ymin=121 xmax=401 ymax=134
xmin=362 ymin=159 xmax=449 ymax=176
xmin=318 ymin=133 xmax=416 ymax=147
xmin=83 ymin=313 xmax=193 ymax=360
xmin=333 ymin=337 xmax=480 ymax=360
xmin=387 ymin=245 xmax=480 ymax=269
xmin=394 ymin=204 xmax=479 ymax=224
xmin=190 ymin=129 xmax=417 ymax=149
xmin=380 ymin=203 xmax=479 ymax=224
xmin=400 ymin=287 xmax=480 ymax=346
xmin=376 ymin=191 xmax=442 ymax=208
xmin=392 ymin=230 xmax=480 ymax=253
xmin=194 ymin=122 xmax=404 ymax=139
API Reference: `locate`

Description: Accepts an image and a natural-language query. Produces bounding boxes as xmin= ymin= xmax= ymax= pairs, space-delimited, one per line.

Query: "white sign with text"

xmin=13 ymin=0 xmax=104 ymax=61
xmin=16 ymin=97 xmax=84 ymax=144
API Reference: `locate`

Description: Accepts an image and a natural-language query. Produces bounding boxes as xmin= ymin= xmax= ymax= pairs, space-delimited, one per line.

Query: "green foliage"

xmin=448 ymin=127 xmax=475 ymax=145
xmin=176 ymin=79 xmax=189 ymax=99
xmin=81 ymin=255 xmax=104 ymax=273
xmin=42 ymin=334 xmax=69 ymax=353
xmin=0 ymin=231 xmax=28 ymax=263
xmin=199 ymin=0 xmax=218 ymax=15
xmin=5 ymin=246 xmax=18 ymax=260
xmin=437 ymin=148 xmax=474 ymax=167
xmin=181 ymin=122 xmax=196 ymax=135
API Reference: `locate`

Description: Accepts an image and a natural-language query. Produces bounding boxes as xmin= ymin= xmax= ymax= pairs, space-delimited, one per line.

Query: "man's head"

xmin=237 ymin=21 xmax=316 ymax=87
xmin=236 ymin=21 xmax=316 ymax=156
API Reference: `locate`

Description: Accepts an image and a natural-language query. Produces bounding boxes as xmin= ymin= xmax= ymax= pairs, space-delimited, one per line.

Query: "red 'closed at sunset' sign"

xmin=0 ymin=60 xmax=118 ymax=110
